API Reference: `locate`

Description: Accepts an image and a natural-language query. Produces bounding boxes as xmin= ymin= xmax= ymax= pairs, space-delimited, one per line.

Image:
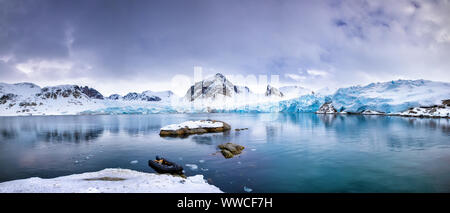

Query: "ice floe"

xmin=185 ymin=164 xmax=199 ymax=170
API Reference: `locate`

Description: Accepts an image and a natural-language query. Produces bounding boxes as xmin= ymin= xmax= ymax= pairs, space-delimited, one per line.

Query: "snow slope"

xmin=0 ymin=168 xmax=222 ymax=193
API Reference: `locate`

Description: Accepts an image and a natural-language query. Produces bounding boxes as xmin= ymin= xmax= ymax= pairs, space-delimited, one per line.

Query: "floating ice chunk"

xmin=199 ymin=160 xmax=205 ymax=163
xmin=185 ymin=164 xmax=198 ymax=170
xmin=243 ymin=186 xmax=253 ymax=192
xmin=130 ymin=160 xmax=138 ymax=164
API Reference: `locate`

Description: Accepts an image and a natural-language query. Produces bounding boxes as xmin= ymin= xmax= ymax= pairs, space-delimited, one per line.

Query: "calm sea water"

xmin=0 ymin=113 xmax=449 ymax=192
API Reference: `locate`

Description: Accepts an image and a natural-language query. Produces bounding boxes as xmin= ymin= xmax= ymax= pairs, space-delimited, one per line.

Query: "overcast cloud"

xmin=1 ymin=0 xmax=449 ymax=96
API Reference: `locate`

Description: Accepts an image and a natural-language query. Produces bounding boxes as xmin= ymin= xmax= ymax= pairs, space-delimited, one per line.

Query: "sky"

xmin=1 ymin=0 xmax=450 ymax=96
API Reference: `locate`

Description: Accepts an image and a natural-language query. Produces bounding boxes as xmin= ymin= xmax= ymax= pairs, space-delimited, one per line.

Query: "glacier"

xmin=330 ymin=79 xmax=450 ymax=113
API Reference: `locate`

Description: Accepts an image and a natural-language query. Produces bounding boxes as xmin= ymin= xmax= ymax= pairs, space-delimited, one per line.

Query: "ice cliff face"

xmin=324 ymin=79 xmax=450 ymax=113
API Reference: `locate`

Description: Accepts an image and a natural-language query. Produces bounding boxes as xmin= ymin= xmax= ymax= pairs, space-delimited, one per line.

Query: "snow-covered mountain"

xmin=265 ymin=85 xmax=284 ymax=97
xmin=107 ymin=94 xmax=122 ymax=100
xmin=1 ymin=78 xmax=449 ymax=117
xmin=107 ymin=90 xmax=175 ymax=103
xmin=122 ymin=92 xmax=161 ymax=101
xmin=0 ymin=82 xmax=177 ymax=115
xmin=184 ymin=73 xmax=251 ymax=101
xmin=0 ymin=83 xmax=103 ymax=115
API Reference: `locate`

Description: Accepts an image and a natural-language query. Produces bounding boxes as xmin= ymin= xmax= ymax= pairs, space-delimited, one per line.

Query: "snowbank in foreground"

xmin=0 ymin=168 xmax=222 ymax=193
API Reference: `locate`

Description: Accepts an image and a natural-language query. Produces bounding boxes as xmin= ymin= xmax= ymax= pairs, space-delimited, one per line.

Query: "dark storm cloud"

xmin=0 ymin=0 xmax=450 ymax=95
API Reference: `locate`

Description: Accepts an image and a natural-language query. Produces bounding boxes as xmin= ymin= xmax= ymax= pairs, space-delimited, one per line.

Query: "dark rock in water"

xmin=221 ymin=149 xmax=234 ymax=158
xmin=218 ymin=143 xmax=245 ymax=158
xmin=81 ymin=86 xmax=104 ymax=99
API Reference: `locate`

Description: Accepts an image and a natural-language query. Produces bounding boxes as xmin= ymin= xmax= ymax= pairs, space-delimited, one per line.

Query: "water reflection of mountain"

xmin=402 ymin=117 xmax=450 ymax=134
xmin=0 ymin=128 xmax=18 ymax=140
xmin=190 ymin=135 xmax=214 ymax=145
xmin=315 ymin=114 xmax=450 ymax=150
xmin=38 ymin=128 xmax=104 ymax=143
xmin=184 ymin=132 xmax=232 ymax=145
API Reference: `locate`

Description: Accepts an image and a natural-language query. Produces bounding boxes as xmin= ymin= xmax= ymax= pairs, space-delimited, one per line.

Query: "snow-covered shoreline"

xmin=0 ymin=168 xmax=223 ymax=193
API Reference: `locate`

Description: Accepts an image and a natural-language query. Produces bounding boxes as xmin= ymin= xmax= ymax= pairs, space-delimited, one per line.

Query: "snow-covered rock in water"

xmin=315 ymin=102 xmax=337 ymax=114
xmin=279 ymin=85 xmax=312 ymax=99
xmin=184 ymin=73 xmax=251 ymax=101
xmin=0 ymin=168 xmax=222 ymax=193
xmin=265 ymin=85 xmax=284 ymax=97
xmin=160 ymin=120 xmax=231 ymax=136
xmin=331 ymin=80 xmax=450 ymax=113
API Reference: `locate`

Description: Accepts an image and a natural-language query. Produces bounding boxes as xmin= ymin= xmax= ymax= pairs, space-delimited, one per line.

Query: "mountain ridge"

xmin=1 ymin=77 xmax=449 ymax=117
